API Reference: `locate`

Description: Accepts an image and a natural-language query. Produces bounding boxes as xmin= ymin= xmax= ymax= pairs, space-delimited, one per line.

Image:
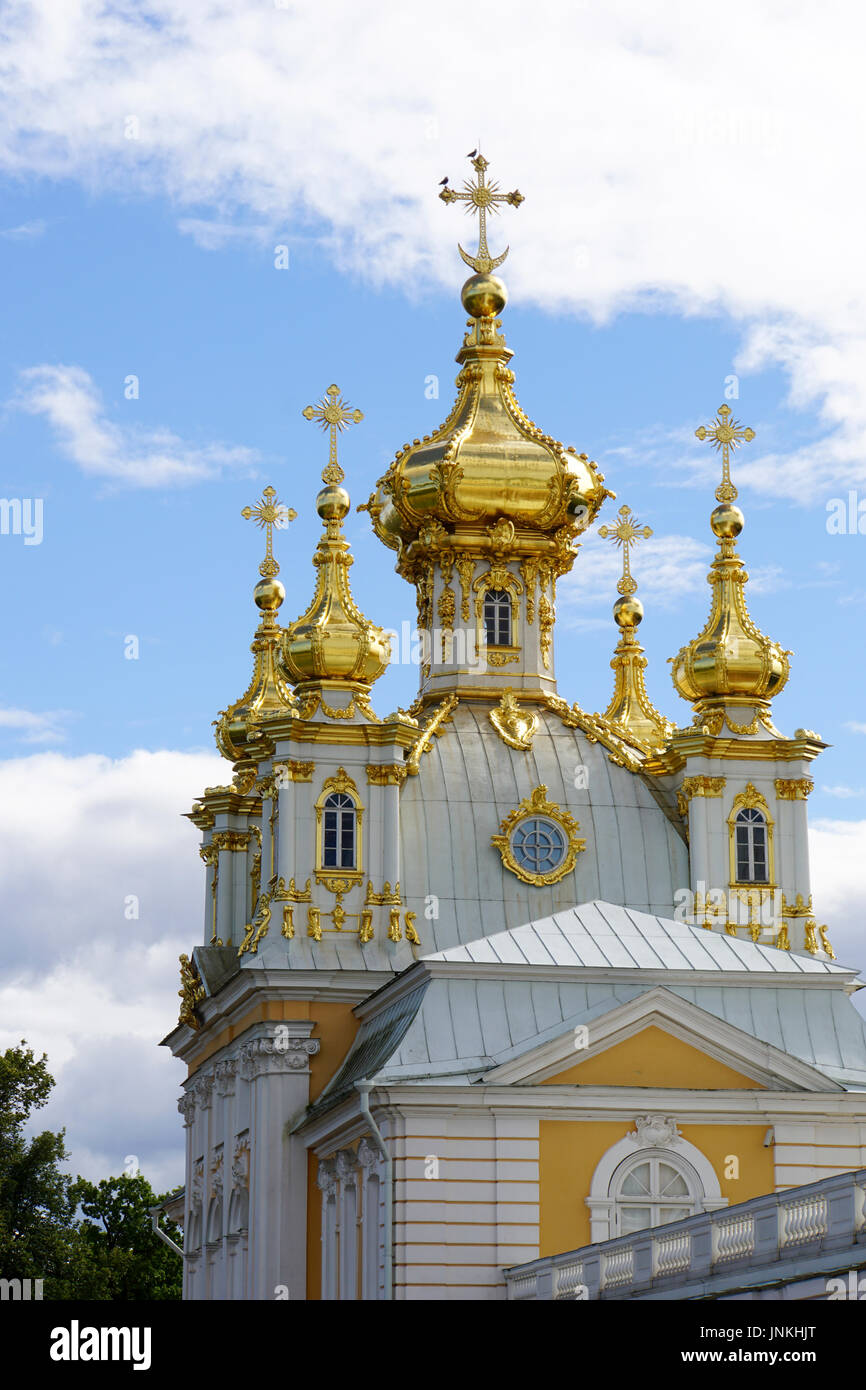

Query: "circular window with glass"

xmin=511 ymin=816 xmax=567 ymax=876
xmin=491 ymin=785 xmax=585 ymax=886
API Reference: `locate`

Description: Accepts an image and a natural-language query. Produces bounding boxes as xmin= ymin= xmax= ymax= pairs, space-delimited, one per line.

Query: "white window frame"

xmin=586 ymin=1133 xmax=727 ymax=1244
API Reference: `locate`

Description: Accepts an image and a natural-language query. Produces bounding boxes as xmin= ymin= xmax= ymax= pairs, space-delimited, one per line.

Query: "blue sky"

xmin=1 ymin=0 xmax=865 ymax=1193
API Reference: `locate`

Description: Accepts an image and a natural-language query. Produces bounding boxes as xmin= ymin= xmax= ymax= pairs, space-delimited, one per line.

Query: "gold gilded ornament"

xmin=438 ymin=150 xmax=524 ymax=276
xmin=492 ymin=785 xmax=586 ymax=886
xmin=489 ymin=688 xmax=539 ymax=750
xmin=695 ymin=404 xmax=755 ymax=505
xmin=178 ymin=953 xmax=205 ymax=1030
xmin=302 ymin=384 xmax=363 ymax=485
xmin=598 ymin=504 xmax=671 ymax=752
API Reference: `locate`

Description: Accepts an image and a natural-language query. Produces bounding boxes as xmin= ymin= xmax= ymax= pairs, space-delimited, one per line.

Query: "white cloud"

xmin=821 ymin=786 xmax=865 ymax=800
xmin=0 ymin=704 xmax=73 ymax=743
xmin=13 ymin=364 xmax=260 ymax=487
xmin=0 ymin=218 xmax=46 ymax=239
xmin=810 ymin=819 xmax=866 ymax=988
xmin=846 ymin=722 xmax=866 ymax=735
xmin=176 ymin=217 xmax=271 ymax=251
xmin=560 ymin=530 xmax=710 ymax=618
xmin=2 ymin=3 xmax=866 ymax=498
xmin=0 ymin=747 xmax=225 ymax=1186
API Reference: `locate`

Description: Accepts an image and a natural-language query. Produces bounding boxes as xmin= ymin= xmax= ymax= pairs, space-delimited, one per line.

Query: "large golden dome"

xmin=366 ymin=313 xmax=608 ymax=551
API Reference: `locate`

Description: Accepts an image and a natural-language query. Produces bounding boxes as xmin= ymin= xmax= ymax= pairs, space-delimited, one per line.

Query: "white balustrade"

xmin=712 ymin=1212 xmax=755 ymax=1262
xmin=504 ymin=1168 xmax=866 ymax=1300
xmin=654 ymin=1228 xmax=691 ymax=1276
xmin=780 ymin=1194 xmax=827 ymax=1246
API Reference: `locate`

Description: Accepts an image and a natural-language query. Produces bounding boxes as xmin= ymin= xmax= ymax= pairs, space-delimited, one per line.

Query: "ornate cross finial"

xmin=302 ymin=384 xmax=363 ymax=485
xmin=439 ymin=151 xmax=524 ymax=274
xmin=695 ymin=404 xmax=755 ymax=503
xmin=599 ymin=504 xmax=652 ymax=596
xmin=241 ymin=486 xmax=297 ymax=578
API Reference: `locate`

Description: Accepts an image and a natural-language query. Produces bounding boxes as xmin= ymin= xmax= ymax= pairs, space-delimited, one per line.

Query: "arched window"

xmin=483 ymin=588 xmax=512 ymax=647
xmin=322 ymin=792 xmax=356 ymax=870
xmin=734 ymin=807 xmax=769 ymax=884
xmin=586 ymin=1130 xmax=728 ymax=1243
xmin=727 ymin=783 xmax=775 ymax=889
xmin=610 ymin=1153 xmax=700 ymax=1236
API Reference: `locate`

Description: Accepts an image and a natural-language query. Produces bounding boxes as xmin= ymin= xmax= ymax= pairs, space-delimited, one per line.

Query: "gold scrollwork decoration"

xmin=492 ymin=785 xmax=586 ymax=886
xmin=489 ymin=689 xmax=538 ymax=750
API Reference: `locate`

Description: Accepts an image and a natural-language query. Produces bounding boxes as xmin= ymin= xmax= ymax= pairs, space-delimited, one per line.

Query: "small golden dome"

xmin=671 ymin=406 xmax=790 ymax=710
xmin=214 ymin=485 xmax=299 ymax=763
xmin=285 ymin=383 xmax=391 ymax=692
xmin=282 ymin=525 xmax=391 ymax=688
xmin=669 ymin=539 xmax=790 ymax=705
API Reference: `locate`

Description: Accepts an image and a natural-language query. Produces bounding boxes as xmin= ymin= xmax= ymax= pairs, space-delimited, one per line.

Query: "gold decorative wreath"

xmin=491 ymin=784 xmax=585 ymax=886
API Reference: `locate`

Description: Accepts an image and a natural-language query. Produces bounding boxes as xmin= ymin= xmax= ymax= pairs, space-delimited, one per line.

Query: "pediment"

xmin=483 ymin=986 xmax=843 ymax=1093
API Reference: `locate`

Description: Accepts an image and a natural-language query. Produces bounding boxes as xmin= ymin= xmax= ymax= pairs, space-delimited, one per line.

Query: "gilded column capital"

xmin=774 ymin=777 xmax=814 ymax=800
xmin=211 ymin=829 xmax=252 ymax=853
xmin=676 ymin=774 xmax=726 ymax=818
xmin=278 ymin=760 xmax=315 ymax=784
xmin=366 ymin=763 xmax=408 ymax=785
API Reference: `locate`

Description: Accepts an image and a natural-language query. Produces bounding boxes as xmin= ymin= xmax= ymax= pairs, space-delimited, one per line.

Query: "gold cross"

xmin=439 ymin=151 xmax=524 ymax=274
xmin=599 ymin=505 xmax=652 ymax=597
xmin=241 ymin=486 xmax=297 ymax=578
xmin=695 ymin=404 xmax=755 ymax=503
xmin=302 ymin=384 xmax=363 ymax=485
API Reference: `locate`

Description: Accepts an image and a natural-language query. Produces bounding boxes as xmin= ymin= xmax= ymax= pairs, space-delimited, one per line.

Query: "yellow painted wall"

xmin=539 ymin=1118 xmax=776 ymax=1256
xmin=541 ymin=1026 xmax=764 ymax=1090
xmin=186 ymin=998 xmax=359 ymax=1095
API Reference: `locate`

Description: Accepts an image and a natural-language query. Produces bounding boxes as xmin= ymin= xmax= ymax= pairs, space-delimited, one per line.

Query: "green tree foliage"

xmin=0 ymin=1041 xmax=182 ymax=1299
xmin=0 ymin=1040 xmax=78 ymax=1295
xmin=71 ymin=1173 xmax=182 ymax=1300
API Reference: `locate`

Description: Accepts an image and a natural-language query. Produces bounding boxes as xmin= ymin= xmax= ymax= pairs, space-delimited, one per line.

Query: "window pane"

xmin=620 ymin=1206 xmax=652 ymax=1234
xmin=483 ymin=590 xmax=511 ymax=647
xmin=659 ymin=1165 xmax=689 ymax=1197
xmin=658 ymin=1206 xmax=691 ymax=1225
xmin=621 ymin=1163 xmax=651 ymax=1196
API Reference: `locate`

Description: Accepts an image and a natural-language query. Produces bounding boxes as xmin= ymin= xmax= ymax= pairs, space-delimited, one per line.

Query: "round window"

xmin=510 ymin=816 xmax=566 ymax=875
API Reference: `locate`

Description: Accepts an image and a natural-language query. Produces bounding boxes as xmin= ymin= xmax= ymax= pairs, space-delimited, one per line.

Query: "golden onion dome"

xmin=283 ymin=387 xmax=391 ymax=692
xmin=365 ymin=311 xmax=608 ymax=549
xmin=214 ymin=486 xmax=300 ymax=763
xmin=670 ymin=408 xmax=791 ymax=710
xmin=282 ymin=488 xmax=391 ymax=688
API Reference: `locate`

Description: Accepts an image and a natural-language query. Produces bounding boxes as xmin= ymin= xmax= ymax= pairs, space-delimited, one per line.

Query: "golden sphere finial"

xmin=316 ymin=485 xmax=351 ymax=522
xmin=254 ymin=576 xmax=286 ymax=611
xmin=461 ymin=272 xmax=507 ymax=319
xmin=614 ymin=594 xmax=644 ymax=629
xmin=711 ymin=502 xmax=744 ymax=539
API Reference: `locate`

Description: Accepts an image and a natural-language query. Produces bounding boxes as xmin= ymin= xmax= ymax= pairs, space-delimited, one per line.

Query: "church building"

xmin=162 ymin=153 xmax=866 ymax=1301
